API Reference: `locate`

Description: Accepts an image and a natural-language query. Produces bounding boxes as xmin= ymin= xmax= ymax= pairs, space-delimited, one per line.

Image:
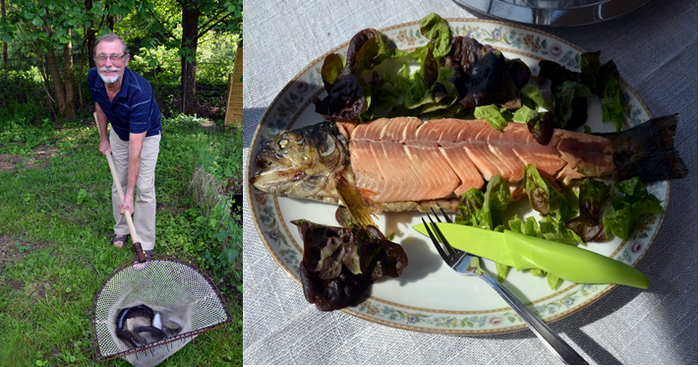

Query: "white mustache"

xmin=99 ymin=67 xmax=119 ymax=72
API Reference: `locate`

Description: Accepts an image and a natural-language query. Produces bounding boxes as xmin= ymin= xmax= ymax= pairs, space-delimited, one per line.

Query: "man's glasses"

xmin=94 ymin=54 xmax=126 ymax=62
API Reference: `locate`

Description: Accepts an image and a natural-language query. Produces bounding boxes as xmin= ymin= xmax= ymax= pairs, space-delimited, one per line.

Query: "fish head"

xmin=252 ymin=122 xmax=348 ymax=198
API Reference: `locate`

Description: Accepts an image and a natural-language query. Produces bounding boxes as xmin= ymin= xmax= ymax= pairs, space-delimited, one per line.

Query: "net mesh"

xmin=92 ymin=256 xmax=231 ymax=366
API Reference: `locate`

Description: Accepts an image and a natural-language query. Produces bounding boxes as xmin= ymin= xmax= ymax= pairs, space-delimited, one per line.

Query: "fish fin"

xmin=335 ymin=175 xmax=377 ymax=228
xmin=602 ymin=114 xmax=688 ymax=182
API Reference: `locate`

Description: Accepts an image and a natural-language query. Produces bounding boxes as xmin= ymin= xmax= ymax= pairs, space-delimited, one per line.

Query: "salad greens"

xmin=455 ymin=165 xmax=662 ymax=289
xmin=312 ymin=12 xmax=659 ymax=291
xmin=315 ymin=13 xmax=626 ymax=134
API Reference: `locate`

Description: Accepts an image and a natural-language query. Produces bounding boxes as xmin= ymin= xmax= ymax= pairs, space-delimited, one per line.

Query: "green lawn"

xmin=0 ymin=115 xmax=242 ymax=366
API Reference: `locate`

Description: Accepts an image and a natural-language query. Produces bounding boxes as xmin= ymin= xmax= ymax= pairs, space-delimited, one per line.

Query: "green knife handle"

xmin=503 ymin=230 xmax=649 ymax=289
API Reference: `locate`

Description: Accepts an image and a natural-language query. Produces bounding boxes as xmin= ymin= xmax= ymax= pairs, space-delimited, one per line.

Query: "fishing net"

xmin=91 ymin=253 xmax=232 ymax=367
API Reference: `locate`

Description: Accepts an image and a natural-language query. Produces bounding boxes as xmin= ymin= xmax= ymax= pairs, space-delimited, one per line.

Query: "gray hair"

xmin=94 ymin=33 xmax=129 ymax=56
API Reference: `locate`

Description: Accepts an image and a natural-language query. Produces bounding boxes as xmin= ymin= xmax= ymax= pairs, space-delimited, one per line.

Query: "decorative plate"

xmin=246 ymin=18 xmax=666 ymax=334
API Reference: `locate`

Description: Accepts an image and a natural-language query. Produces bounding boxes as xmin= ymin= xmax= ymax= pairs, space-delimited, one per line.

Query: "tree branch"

xmin=148 ymin=8 xmax=177 ymax=42
xmin=197 ymin=12 xmax=232 ymax=38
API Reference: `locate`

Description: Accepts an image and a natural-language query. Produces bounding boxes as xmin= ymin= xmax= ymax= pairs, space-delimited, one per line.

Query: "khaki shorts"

xmin=110 ymin=128 xmax=161 ymax=251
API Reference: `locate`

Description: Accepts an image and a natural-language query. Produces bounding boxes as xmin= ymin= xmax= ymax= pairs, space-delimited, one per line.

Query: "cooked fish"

xmin=252 ymin=115 xmax=687 ymax=213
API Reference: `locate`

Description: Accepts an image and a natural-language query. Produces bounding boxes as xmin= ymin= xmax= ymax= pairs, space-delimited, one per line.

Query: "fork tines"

xmin=423 ymin=211 xmax=459 ymax=263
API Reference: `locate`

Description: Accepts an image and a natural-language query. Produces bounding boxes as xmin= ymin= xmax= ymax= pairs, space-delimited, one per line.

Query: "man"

xmin=89 ymin=33 xmax=162 ymax=257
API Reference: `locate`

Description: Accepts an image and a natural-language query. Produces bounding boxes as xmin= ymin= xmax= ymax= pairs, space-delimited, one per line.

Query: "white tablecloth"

xmin=242 ymin=0 xmax=698 ymax=364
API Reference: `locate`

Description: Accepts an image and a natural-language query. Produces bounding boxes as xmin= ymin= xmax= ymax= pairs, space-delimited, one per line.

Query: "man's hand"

xmin=120 ymin=196 xmax=135 ymax=216
xmin=99 ymin=139 xmax=112 ymax=156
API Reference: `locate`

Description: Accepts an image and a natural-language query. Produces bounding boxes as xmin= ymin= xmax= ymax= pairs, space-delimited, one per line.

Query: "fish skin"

xmin=251 ymin=115 xmax=686 ymax=213
xmin=116 ymin=329 xmax=147 ymax=349
xmin=133 ymin=326 xmax=168 ymax=343
xmin=116 ymin=304 xmax=155 ymax=331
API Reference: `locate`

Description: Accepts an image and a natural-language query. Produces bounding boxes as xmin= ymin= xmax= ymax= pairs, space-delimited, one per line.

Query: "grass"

xmin=0 ymin=114 xmax=242 ymax=366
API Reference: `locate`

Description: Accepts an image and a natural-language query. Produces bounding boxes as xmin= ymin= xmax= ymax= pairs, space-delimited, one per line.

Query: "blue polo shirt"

xmin=88 ymin=67 xmax=161 ymax=141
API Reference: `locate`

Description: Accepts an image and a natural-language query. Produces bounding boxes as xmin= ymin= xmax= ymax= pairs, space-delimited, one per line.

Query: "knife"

xmin=413 ymin=222 xmax=649 ymax=289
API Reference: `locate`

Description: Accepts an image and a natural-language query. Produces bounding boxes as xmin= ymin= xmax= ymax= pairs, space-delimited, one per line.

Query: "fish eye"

xmin=278 ymin=138 xmax=289 ymax=150
xmin=319 ymin=135 xmax=336 ymax=157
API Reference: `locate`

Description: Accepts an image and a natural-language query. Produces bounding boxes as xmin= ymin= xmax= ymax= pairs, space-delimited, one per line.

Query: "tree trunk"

xmin=62 ymin=29 xmax=76 ymax=118
xmin=181 ymin=0 xmax=200 ymax=115
xmin=38 ymin=54 xmax=55 ymax=120
xmin=1 ymin=0 xmax=6 ymax=69
xmin=46 ymin=46 xmax=67 ymax=118
xmin=86 ymin=0 xmax=96 ymax=69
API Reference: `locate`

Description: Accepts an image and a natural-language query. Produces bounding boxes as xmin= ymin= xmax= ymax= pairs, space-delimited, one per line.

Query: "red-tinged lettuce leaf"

xmin=445 ymin=35 xmax=493 ymax=74
xmin=521 ymin=76 xmax=554 ymax=112
xmin=457 ymin=51 xmax=521 ymax=109
xmin=345 ymin=28 xmax=382 ymax=75
xmin=527 ymin=111 xmax=554 ymax=145
xmin=314 ymin=74 xmax=366 ymax=121
xmin=523 ymin=164 xmax=550 ymax=215
xmin=507 ymin=59 xmax=531 ymax=89
xmin=292 ymin=219 xmax=408 ymax=312
xmin=536 ymin=59 xmax=590 ymax=129
xmin=455 ymin=176 xmax=510 ymax=231
xmin=567 ymin=177 xmax=664 ymax=242
xmin=455 ymin=188 xmax=485 ymax=227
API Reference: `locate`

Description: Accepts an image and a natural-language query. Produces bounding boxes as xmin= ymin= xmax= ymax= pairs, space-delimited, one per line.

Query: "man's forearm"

xmin=125 ymin=143 xmax=143 ymax=199
xmin=95 ymin=103 xmax=109 ymax=143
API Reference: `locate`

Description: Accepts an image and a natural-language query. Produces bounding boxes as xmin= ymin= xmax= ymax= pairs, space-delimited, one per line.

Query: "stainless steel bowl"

xmin=453 ymin=0 xmax=650 ymax=26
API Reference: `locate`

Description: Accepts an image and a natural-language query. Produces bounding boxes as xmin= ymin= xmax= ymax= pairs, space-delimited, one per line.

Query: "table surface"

xmin=241 ymin=0 xmax=698 ymax=364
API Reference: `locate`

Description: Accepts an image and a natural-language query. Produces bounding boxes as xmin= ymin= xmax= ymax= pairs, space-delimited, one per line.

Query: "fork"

xmin=423 ymin=209 xmax=588 ymax=365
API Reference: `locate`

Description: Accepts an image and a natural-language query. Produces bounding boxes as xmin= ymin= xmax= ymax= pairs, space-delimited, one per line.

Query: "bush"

xmin=0 ymin=68 xmax=48 ymax=126
xmin=162 ymin=114 xmax=242 ymax=294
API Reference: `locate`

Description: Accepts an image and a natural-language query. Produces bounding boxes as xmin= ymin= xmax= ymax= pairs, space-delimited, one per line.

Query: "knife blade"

xmin=413 ymin=222 xmax=649 ymax=289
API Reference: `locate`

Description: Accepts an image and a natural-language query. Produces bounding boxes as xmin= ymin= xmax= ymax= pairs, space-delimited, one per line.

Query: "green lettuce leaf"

xmin=474 ymin=104 xmax=508 ymax=131
xmin=481 ymin=175 xmax=510 ymax=231
xmin=602 ymin=178 xmax=663 ymax=239
xmin=600 ymin=75 xmax=625 ymax=132
xmin=511 ymin=104 xmax=539 ymax=124
xmin=419 ymin=12 xmax=451 ymax=59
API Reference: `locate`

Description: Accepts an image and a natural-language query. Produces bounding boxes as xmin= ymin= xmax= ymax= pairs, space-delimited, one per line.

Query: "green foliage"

xmin=128 ymin=29 xmax=239 ymax=86
xmin=197 ymin=31 xmax=241 ymax=83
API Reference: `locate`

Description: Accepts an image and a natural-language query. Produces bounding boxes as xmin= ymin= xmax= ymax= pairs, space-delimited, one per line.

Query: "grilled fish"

xmin=252 ymin=115 xmax=687 ymax=213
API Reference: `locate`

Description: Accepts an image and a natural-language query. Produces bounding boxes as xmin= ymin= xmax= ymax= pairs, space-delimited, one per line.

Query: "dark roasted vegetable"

xmin=292 ymin=219 xmax=408 ymax=311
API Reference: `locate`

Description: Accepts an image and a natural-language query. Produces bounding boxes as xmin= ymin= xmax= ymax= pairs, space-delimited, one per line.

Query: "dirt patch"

xmin=0 ymin=144 xmax=60 ymax=172
xmin=9 ymin=279 xmax=24 ymax=290
xmin=198 ymin=118 xmax=219 ymax=133
xmin=0 ymin=154 xmax=24 ymax=171
xmin=26 ymin=282 xmax=52 ymax=299
xmin=0 ymin=234 xmax=50 ymax=265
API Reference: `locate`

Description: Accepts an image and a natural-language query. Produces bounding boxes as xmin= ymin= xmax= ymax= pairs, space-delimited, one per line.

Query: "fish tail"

xmin=603 ymin=114 xmax=688 ymax=182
